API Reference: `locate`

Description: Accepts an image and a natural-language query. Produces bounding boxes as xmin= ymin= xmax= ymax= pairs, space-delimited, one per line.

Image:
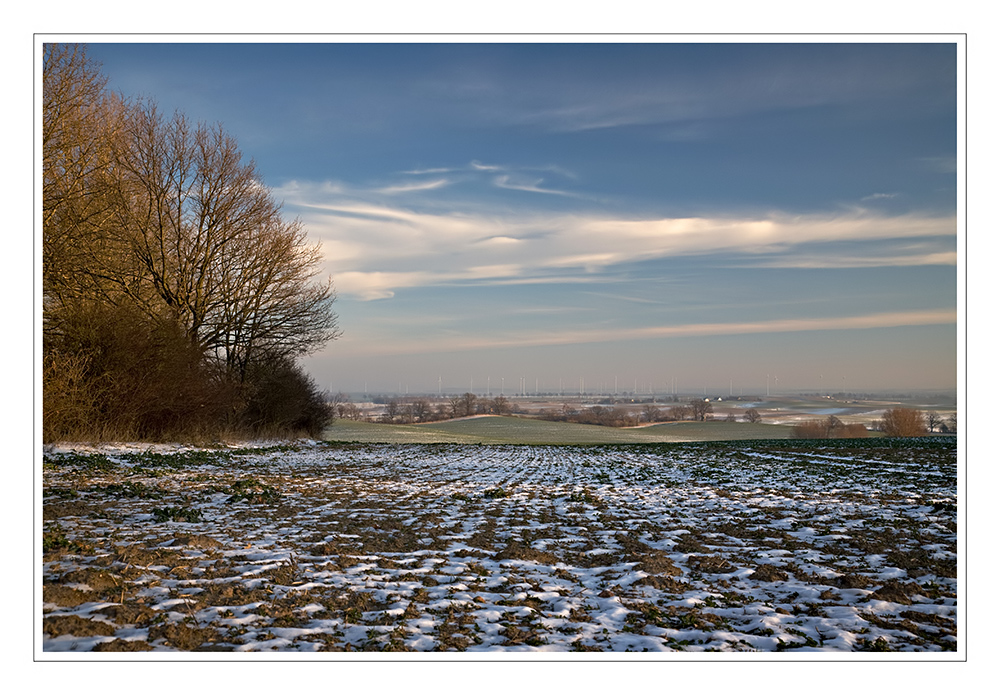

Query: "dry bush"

xmin=43 ymin=351 xmax=100 ymax=442
xmin=238 ymin=357 xmax=332 ymax=437
xmin=43 ymin=302 xmax=240 ymax=442
xmin=791 ymin=420 xmax=827 ymax=439
xmin=791 ymin=416 xmax=868 ymax=439
xmin=879 ymin=408 xmax=928 ymax=437
xmin=43 ymin=44 xmax=337 ymax=444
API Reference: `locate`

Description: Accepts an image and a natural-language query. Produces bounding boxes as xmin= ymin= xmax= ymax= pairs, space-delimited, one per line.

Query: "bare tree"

xmin=926 ymin=412 xmax=943 ymax=433
xmin=42 ymin=43 xmax=338 ymax=440
xmin=743 ymin=408 xmax=761 ymax=423
xmin=490 ymin=395 xmax=511 ymax=415
xmin=825 ymin=415 xmax=845 ymax=437
xmin=689 ymin=399 xmax=713 ymax=422
xmin=449 ymin=393 xmax=478 ymax=418
xmin=642 ymin=404 xmax=662 ymax=423
xmin=103 ymin=102 xmax=339 ymax=380
xmin=410 ymin=398 xmax=431 ymax=422
xmin=666 ymin=405 xmax=692 ymax=421
xmin=383 ymin=399 xmax=400 ymax=423
xmin=43 ymin=44 xmax=125 ymax=309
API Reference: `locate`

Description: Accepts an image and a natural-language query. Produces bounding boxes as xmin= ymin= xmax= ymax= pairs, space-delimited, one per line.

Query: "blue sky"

xmin=83 ymin=40 xmax=959 ymax=396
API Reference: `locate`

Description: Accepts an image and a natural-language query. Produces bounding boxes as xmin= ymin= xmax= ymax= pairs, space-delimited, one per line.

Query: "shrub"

xmin=791 ymin=415 xmax=868 ymax=439
xmin=43 ymin=302 xmax=238 ymax=442
xmin=879 ymin=408 xmax=928 ymax=437
xmin=237 ymin=356 xmax=332 ymax=437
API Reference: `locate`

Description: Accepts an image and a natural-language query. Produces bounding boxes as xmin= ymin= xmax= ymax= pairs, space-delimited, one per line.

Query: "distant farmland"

xmin=324 ymin=415 xmax=795 ymax=445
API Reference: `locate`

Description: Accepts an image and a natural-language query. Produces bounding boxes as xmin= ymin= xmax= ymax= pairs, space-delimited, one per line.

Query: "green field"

xmin=323 ymin=415 xmax=795 ymax=444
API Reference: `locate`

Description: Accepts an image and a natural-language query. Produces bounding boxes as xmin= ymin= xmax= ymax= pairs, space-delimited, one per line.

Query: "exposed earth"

xmin=41 ymin=438 xmax=958 ymax=655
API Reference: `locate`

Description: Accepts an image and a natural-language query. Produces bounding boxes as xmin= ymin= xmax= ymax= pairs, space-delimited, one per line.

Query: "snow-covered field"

xmin=40 ymin=439 xmax=958 ymax=657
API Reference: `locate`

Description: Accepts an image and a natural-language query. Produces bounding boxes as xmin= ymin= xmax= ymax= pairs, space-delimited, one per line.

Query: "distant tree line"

xmin=43 ymin=45 xmax=339 ymax=442
xmin=363 ymin=393 xmax=519 ymax=424
xmin=331 ymin=393 xmax=958 ymax=441
xmin=533 ymin=399 xmax=726 ymax=428
xmin=790 ymin=407 xmax=957 ymax=439
xmin=870 ymin=407 xmax=956 ymax=437
xmin=791 ymin=416 xmax=869 ymax=439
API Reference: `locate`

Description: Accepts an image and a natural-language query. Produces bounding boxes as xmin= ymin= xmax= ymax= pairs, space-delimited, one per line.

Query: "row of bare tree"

xmin=791 ymin=416 xmax=869 ymax=439
xmin=873 ymin=407 xmax=956 ymax=436
xmin=43 ymin=45 xmax=339 ymax=441
xmin=533 ymin=399 xmax=728 ymax=428
xmin=791 ymin=408 xmax=955 ymax=439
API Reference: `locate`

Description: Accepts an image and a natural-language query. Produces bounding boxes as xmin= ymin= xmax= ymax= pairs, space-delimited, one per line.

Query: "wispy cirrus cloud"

xmin=493 ymin=174 xmax=579 ymax=197
xmin=486 ymin=46 xmax=956 ymax=135
xmin=369 ymin=160 xmax=583 ymax=200
xmin=276 ymin=177 xmax=956 ymax=301
xmin=342 ymin=308 xmax=958 ymax=356
xmin=918 ymin=156 xmax=958 ymax=174
xmin=375 ymin=179 xmax=451 ymax=195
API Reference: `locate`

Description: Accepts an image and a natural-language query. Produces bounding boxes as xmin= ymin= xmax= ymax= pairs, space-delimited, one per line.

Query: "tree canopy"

xmin=43 ymin=44 xmax=338 ymax=441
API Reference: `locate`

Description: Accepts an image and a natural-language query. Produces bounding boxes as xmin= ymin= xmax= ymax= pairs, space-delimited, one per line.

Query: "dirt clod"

xmin=869 ymin=580 xmax=924 ymax=605
xmin=43 ymin=615 xmax=117 ymax=638
xmin=92 ymin=638 xmax=155 ymax=652
xmin=750 ymin=565 xmax=789 ymax=582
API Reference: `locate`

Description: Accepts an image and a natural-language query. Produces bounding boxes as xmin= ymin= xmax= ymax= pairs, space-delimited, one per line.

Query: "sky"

xmin=80 ymin=39 xmax=960 ymax=397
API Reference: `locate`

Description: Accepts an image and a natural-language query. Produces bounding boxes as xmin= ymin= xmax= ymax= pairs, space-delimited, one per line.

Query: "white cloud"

xmin=477 ymin=235 xmax=523 ymax=246
xmin=470 ymin=160 xmax=502 ymax=171
xmin=400 ymin=166 xmax=457 ymax=175
xmin=277 ymin=180 xmax=956 ymax=301
xmin=375 ymin=178 xmax=451 ymax=195
xmin=745 ymin=251 xmax=957 ymax=269
xmin=493 ymin=175 xmax=578 ymax=197
xmin=333 ymin=270 xmax=439 ymax=301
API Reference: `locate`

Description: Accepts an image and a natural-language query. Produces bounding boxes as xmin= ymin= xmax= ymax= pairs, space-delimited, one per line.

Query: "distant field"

xmin=638 ymin=421 xmax=795 ymax=441
xmin=323 ymin=415 xmax=795 ymax=444
xmin=322 ymin=419 xmax=486 ymax=444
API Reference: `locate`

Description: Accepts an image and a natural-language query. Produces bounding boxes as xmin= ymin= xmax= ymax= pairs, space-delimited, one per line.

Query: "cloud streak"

xmin=493 ymin=175 xmax=579 ymax=197
xmin=276 ymin=180 xmax=956 ymax=300
xmin=375 ymin=179 xmax=451 ymax=195
xmin=342 ymin=308 xmax=958 ymax=357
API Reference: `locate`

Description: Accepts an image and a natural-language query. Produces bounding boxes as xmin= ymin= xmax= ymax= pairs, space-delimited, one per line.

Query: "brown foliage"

xmin=234 ymin=357 xmax=333 ymax=437
xmin=449 ymin=393 xmax=479 ymax=418
xmin=42 ymin=43 xmax=338 ymax=442
xmin=665 ymin=404 xmax=693 ymax=421
xmin=534 ymin=404 xmax=638 ymax=428
xmin=791 ymin=415 xmax=868 ymax=439
xmin=43 ymin=302 xmax=237 ymax=441
xmin=879 ymin=408 xmax=928 ymax=437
